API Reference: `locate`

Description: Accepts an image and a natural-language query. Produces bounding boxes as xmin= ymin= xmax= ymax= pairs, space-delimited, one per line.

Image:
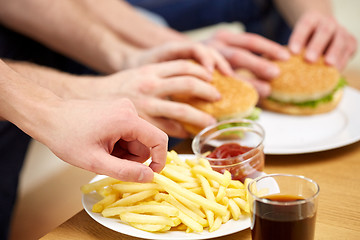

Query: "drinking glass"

xmin=247 ymin=174 xmax=320 ymax=240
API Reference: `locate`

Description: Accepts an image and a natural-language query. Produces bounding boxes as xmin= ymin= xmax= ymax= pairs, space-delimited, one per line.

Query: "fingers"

xmin=323 ymin=27 xmax=347 ymax=68
xmin=219 ymin=46 xmax=280 ymax=80
xmin=127 ymin=117 xmax=169 ymax=174
xmin=143 ymin=60 xmax=213 ymax=82
xmin=289 ymin=11 xmax=357 ymax=70
xmin=204 ymin=47 xmax=234 ymax=76
xmin=141 ymin=116 xmax=189 ymax=139
xmin=236 ymin=73 xmax=271 ymax=99
xmin=304 ymin=19 xmax=336 ymax=62
xmin=143 ymin=98 xmax=217 ymax=133
xmin=325 ymin=27 xmax=357 ymax=70
xmin=213 ymin=30 xmax=290 ymax=60
xmin=289 ymin=13 xmax=318 ymax=54
xmin=175 ymin=42 xmax=233 ymax=76
xmin=91 ymin=152 xmax=156 ymax=183
xmin=111 ymin=140 xmax=151 ymax=163
xmin=153 ymin=76 xmax=221 ymax=102
xmin=142 ymin=42 xmax=233 ymax=76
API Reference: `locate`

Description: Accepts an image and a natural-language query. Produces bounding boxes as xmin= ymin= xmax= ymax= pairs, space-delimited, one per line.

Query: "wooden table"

xmin=41 ymin=137 xmax=360 ymax=240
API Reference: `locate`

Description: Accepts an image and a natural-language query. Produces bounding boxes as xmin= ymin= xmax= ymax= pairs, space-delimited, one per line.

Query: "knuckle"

xmin=172 ymin=104 xmax=189 ymax=118
xmin=320 ymin=23 xmax=335 ymax=35
xmin=158 ymin=131 xmax=169 ymax=144
xmin=182 ymin=78 xmax=197 ymax=90
xmin=138 ymin=78 xmax=159 ymax=94
xmin=86 ymin=157 xmax=102 ymax=173
xmin=138 ymin=65 xmax=154 ymax=75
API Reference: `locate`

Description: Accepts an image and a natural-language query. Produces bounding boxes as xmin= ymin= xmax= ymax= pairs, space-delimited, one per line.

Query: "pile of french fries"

xmin=81 ymin=150 xmax=252 ymax=233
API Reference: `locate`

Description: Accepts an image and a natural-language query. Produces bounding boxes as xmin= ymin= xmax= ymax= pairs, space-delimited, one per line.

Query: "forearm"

xmin=78 ymin=0 xmax=187 ymax=48
xmin=0 ymin=60 xmax=61 ymax=143
xmin=4 ymin=59 xmax=99 ymax=100
xmin=0 ymin=0 xmax=137 ymax=73
xmin=274 ymin=0 xmax=333 ymax=26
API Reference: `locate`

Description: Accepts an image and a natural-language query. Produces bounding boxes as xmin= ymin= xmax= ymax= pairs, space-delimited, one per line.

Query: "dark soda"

xmin=251 ymin=194 xmax=316 ymax=240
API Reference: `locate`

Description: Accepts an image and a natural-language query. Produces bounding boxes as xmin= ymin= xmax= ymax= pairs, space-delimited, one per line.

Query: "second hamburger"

xmin=172 ymin=70 xmax=260 ymax=135
xmin=261 ymin=53 xmax=346 ymax=115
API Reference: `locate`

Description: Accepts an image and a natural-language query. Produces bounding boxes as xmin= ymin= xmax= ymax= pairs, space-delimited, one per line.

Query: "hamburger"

xmin=172 ymin=70 xmax=260 ymax=135
xmin=261 ymin=53 xmax=346 ymax=115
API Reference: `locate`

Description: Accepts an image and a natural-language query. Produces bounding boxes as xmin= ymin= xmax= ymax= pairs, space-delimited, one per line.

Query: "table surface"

xmin=41 ymin=136 xmax=360 ymax=240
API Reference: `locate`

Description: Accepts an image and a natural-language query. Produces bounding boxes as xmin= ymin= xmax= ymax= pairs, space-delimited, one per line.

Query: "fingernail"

xmin=266 ymin=66 xmax=280 ymax=78
xmin=207 ymin=65 xmax=214 ymax=74
xmin=208 ymin=118 xmax=217 ymax=125
xmin=290 ymin=43 xmax=301 ymax=54
xmin=325 ymin=55 xmax=336 ymax=65
xmin=214 ymin=92 xmax=222 ymax=100
xmin=206 ymin=72 xmax=213 ymax=81
xmin=306 ymin=51 xmax=317 ymax=62
xmin=278 ymin=51 xmax=291 ymax=60
xmin=137 ymin=170 xmax=145 ymax=182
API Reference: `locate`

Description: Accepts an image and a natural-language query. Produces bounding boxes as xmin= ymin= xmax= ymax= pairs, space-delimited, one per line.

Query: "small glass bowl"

xmin=192 ymin=119 xmax=265 ymax=182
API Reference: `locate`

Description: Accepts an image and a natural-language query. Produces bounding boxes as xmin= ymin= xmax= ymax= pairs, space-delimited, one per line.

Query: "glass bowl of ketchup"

xmin=192 ymin=119 xmax=265 ymax=182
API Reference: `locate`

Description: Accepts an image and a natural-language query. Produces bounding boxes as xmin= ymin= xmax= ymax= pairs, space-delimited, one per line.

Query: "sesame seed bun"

xmin=261 ymin=53 xmax=343 ymax=115
xmin=172 ymin=70 xmax=259 ymax=135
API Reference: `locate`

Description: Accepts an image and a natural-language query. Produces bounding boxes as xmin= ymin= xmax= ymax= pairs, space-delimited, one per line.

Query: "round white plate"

xmin=258 ymin=87 xmax=360 ymax=154
xmin=82 ymin=154 xmax=251 ymax=240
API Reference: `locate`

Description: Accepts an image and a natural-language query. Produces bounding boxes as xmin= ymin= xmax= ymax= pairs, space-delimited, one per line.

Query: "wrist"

xmin=0 ymin=62 xmax=62 ymax=142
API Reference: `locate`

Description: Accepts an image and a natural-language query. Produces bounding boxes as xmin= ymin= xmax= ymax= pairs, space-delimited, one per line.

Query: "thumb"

xmin=93 ymin=152 xmax=155 ymax=183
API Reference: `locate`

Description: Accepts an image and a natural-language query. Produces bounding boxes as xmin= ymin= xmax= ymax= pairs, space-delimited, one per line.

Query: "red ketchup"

xmin=208 ymin=143 xmax=252 ymax=159
xmin=206 ymin=143 xmax=264 ymax=182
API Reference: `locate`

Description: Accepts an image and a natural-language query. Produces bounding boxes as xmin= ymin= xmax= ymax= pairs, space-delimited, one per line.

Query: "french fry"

xmin=216 ymin=185 xmax=227 ymax=202
xmin=162 ymin=201 xmax=204 ymax=233
xmin=233 ymin=197 xmax=250 ymax=213
xmin=167 ymin=191 xmax=205 ymax=218
xmin=178 ymin=182 xmax=200 ymax=189
xmin=162 ymin=194 xmax=208 ymax=227
xmin=102 ymin=204 xmax=178 ymax=218
xmin=187 ymin=187 xmax=204 ymax=195
xmin=80 ymin=177 xmax=120 ymax=194
xmin=166 ymin=164 xmax=192 ymax=176
xmin=221 ymin=209 xmax=231 ymax=223
xmin=229 ymin=179 xmax=245 ymax=189
xmin=198 ymin=158 xmax=212 ymax=170
xmin=228 ymin=198 xmax=241 ymax=220
xmin=178 ymin=211 xmax=203 ymax=232
xmin=220 ymin=196 xmax=229 ymax=207
xmin=226 ymin=188 xmax=246 ymax=198
xmin=98 ymin=186 xmax=116 ymax=197
xmin=108 ymin=190 xmax=158 ymax=208
xmin=191 ymin=166 xmax=230 ymax=187
xmin=197 ymin=174 xmax=216 ymax=202
xmin=167 ymin=150 xmax=189 ymax=168
xmin=209 ymin=216 xmax=222 ymax=232
xmin=112 ymin=183 xmax=162 ymax=193
xmin=129 ymin=223 xmax=171 ymax=232
xmin=92 ymin=193 xmax=119 ymax=213
xmin=153 ymin=173 xmax=227 ymax=216
xmin=120 ymin=212 xmax=175 ymax=226
xmin=82 ymin=150 xmax=252 ymax=234
xmin=161 ymin=166 xmax=197 ymax=183
xmin=185 ymin=158 xmax=198 ymax=168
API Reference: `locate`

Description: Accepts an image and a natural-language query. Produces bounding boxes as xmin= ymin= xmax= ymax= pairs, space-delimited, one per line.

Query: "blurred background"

xmin=9 ymin=0 xmax=360 ymax=239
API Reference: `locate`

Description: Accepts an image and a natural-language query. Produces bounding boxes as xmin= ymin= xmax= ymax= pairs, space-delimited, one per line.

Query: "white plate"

xmin=258 ymin=87 xmax=360 ymax=154
xmin=82 ymin=154 xmax=251 ymax=240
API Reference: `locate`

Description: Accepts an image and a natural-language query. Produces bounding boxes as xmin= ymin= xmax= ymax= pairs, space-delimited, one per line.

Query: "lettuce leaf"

xmin=268 ymin=77 xmax=347 ymax=108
